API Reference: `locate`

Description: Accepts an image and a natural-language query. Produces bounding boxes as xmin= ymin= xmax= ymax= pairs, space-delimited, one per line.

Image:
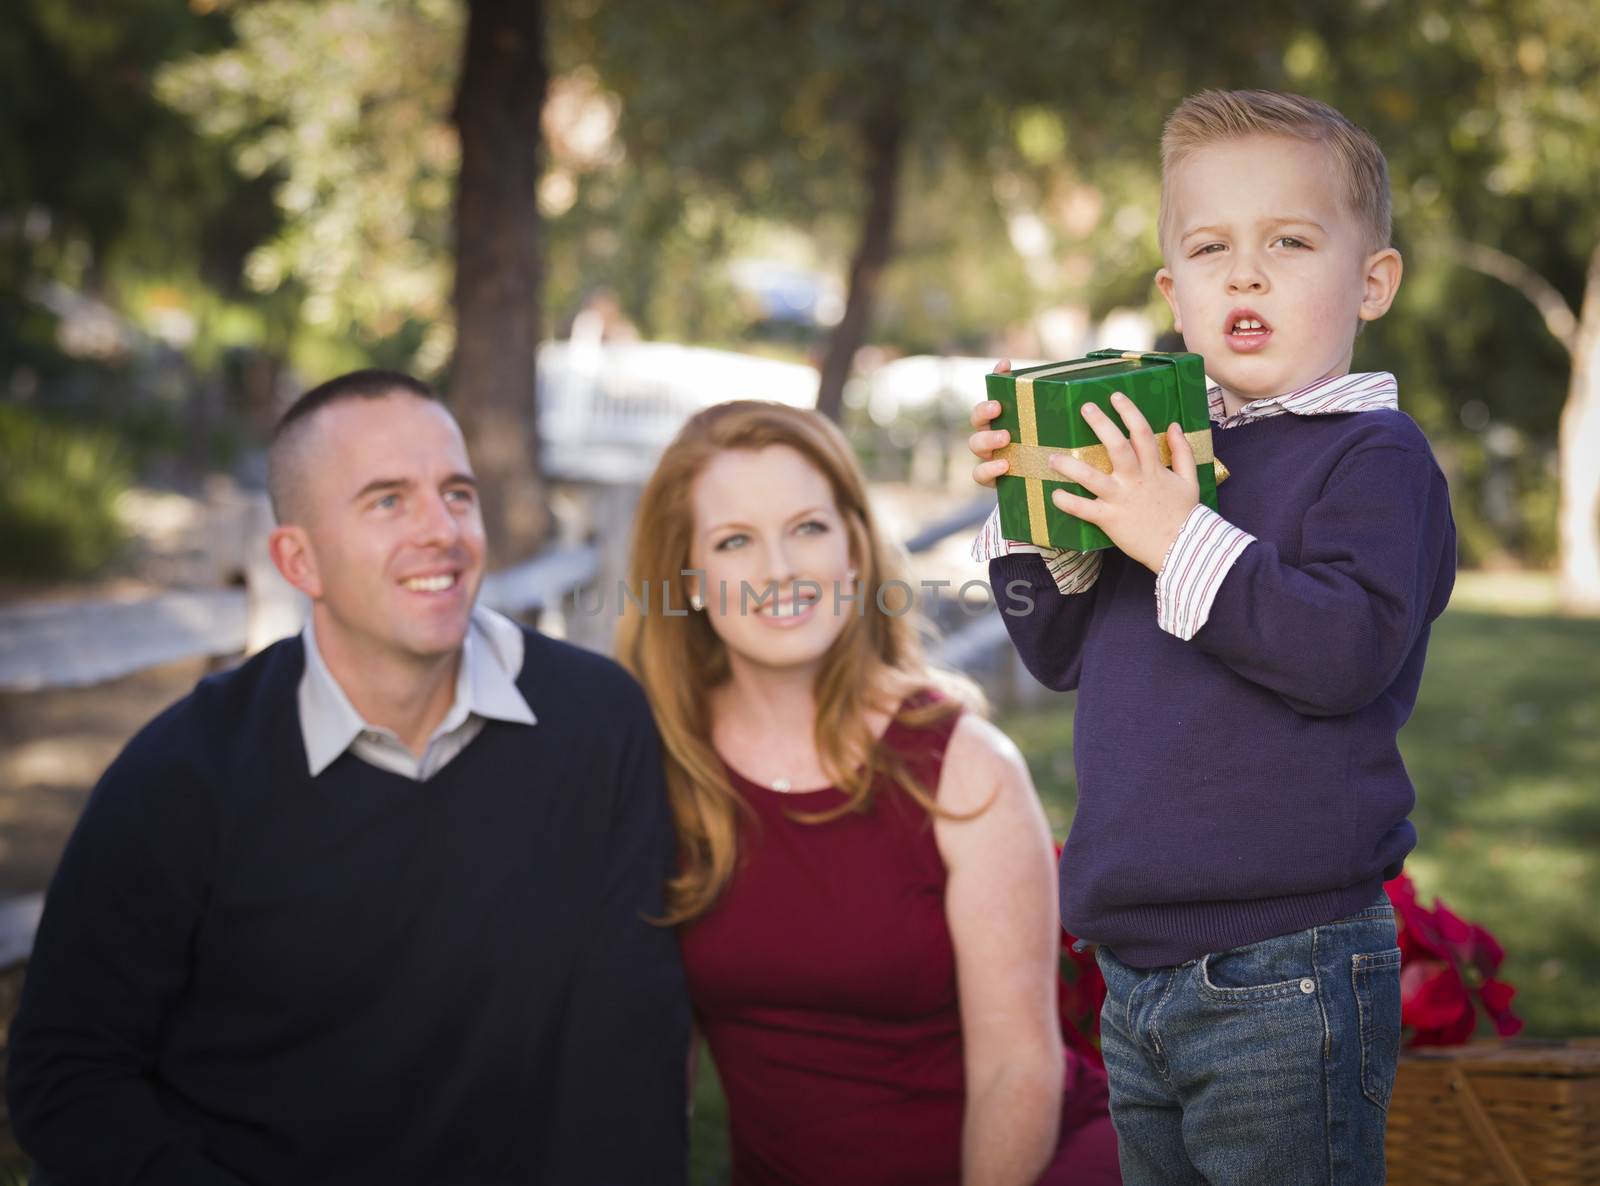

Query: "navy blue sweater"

xmin=992 ymin=409 xmax=1455 ymax=967
xmin=7 ymin=631 xmax=689 ymax=1185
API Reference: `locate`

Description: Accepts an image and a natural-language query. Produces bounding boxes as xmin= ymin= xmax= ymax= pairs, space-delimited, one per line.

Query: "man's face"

xmin=291 ymin=394 xmax=486 ymax=669
xmin=1156 ymin=134 xmax=1396 ymax=405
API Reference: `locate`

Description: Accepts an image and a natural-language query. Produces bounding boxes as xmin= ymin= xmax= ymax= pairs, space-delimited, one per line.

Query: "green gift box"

xmin=987 ymin=348 xmax=1228 ymax=552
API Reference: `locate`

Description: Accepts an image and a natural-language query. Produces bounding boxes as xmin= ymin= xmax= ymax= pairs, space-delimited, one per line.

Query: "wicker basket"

xmin=1386 ymin=1040 xmax=1600 ymax=1186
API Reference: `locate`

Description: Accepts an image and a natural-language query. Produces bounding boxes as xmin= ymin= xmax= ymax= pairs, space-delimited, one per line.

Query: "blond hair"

xmin=1159 ymin=89 xmax=1391 ymax=255
xmin=615 ymin=400 xmax=982 ymax=924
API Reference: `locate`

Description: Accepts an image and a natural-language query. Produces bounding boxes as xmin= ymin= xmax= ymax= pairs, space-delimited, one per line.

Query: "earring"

xmin=689 ymin=592 xmax=705 ymax=612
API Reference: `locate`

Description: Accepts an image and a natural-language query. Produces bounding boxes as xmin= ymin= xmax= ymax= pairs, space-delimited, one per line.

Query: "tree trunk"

xmin=450 ymin=0 xmax=549 ymax=564
xmin=1558 ymin=242 xmax=1600 ymax=614
xmin=815 ymin=87 xmax=906 ymax=423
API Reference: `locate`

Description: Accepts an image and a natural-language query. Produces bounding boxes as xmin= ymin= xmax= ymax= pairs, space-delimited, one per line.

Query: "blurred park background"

xmin=1 ymin=0 xmax=1598 ymax=1176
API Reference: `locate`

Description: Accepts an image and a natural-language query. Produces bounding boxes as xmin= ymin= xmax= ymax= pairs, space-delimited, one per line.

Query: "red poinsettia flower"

xmin=1057 ymin=929 xmax=1105 ymax=1068
xmin=1053 ymin=842 xmax=1105 ymax=1067
xmin=1384 ymin=872 xmax=1523 ymax=1047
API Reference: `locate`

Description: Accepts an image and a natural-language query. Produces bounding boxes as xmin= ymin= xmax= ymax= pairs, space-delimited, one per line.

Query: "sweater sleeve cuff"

xmin=973 ymin=506 xmax=1101 ymax=594
xmin=1155 ymin=504 xmax=1255 ymax=640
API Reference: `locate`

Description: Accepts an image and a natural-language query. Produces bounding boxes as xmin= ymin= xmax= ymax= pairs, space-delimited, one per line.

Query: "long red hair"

xmin=615 ymin=401 xmax=982 ymax=924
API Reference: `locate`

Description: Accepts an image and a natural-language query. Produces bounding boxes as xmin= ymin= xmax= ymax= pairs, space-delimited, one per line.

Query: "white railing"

xmin=0 ymin=545 xmax=601 ymax=694
xmin=3 ymin=343 xmax=1024 ymax=692
xmin=536 ymin=340 xmax=818 ymax=482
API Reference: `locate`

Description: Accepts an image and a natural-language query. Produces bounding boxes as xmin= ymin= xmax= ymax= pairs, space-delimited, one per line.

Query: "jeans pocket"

xmin=1198 ymin=942 xmax=1318 ymax=1003
xmin=1352 ymin=947 xmax=1402 ymax=1110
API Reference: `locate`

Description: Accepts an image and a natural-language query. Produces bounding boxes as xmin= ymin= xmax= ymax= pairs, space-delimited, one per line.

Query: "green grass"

xmin=0 ymin=403 xmax=130 ymax=580
xmin=997 ymin=587 xmax=1600 ymax=1039
xmin=690 ymin=1054 xmax=732 ymax=1185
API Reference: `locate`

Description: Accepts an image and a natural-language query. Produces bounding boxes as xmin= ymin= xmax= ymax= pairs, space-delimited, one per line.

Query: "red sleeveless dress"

xmin=679 ymin=699 xmax=1120 ymax=1185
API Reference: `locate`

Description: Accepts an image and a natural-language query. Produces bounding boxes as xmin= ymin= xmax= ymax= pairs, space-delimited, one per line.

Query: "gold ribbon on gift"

xmin=999 ymin=353 xmax=1229 ymax=547
xmin=997 ymin=430 xmax=1228 ymax=481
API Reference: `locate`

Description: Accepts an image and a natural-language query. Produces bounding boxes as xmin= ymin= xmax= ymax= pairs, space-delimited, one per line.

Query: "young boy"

xmin=968 ymin=90 xmax=1455 ymax=1183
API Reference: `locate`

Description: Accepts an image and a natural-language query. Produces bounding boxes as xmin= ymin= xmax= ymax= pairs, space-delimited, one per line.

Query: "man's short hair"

xmin=266 ymin=369 xmax=441 ymax=524
xmin=1159 ymin=89 xmax=1392 ymax=256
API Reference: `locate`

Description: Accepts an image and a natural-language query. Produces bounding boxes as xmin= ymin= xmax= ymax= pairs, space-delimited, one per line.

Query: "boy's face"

xmin=1156 ymin=134 xmax=1401 ymax=408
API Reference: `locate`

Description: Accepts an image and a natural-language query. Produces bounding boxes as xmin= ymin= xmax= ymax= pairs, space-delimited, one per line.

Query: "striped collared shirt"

xmin=297 ymin=605 xmax=537 ymax=780
xmin=972 ymin=371 xmax=1401 ymax=639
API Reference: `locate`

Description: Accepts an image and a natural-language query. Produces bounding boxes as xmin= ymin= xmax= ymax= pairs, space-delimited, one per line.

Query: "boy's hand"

xmin=1048 ymin=392 xmax=1199 ymax=574
xmin=968 ymin=358 xmax=1012 ymax=489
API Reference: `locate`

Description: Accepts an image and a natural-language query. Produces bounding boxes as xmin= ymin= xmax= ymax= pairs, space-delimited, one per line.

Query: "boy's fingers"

xmin=1168 ymin=423 xmax=1199 ymax=485
xmin=1080 ymin=403 xmax=1136 ymax=471
xmin=1051 ymin=487 xmax=1103 ymax=522
xmin=991 ymin=358 xmax=1013 ymax=375
xmin=971 ymin=458 xmax=1008 ymax=488
xmin=1047 ymin=453 xmax=1112 ymax=498
xmin=1111 ymin=392 xmax=1160 ymax=470
xmin=969 ymin=400 xmax=1002 ymax=431
xmin=967 ymin=426 xmax=1010 ymax=458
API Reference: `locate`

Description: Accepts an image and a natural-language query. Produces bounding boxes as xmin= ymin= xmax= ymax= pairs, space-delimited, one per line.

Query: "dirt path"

xmin=0 ymin=657 xmax=211 ymax=897
xmin=0 ymin=657 xmax=213 ymax=1166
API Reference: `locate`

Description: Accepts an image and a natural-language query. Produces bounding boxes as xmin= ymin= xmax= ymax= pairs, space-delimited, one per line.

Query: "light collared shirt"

xmin=298 ymin=605 xmax=537 ymax=780
xmin=972 ymin=371 xmax=1401 ymax=640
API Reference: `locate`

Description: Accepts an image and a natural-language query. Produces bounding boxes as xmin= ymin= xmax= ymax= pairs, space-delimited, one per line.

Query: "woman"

xmin=617 ymin=401 xmax=1118 ymax=1185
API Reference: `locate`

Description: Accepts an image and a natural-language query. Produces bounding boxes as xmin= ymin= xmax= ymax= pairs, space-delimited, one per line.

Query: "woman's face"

xmin=688 ymin=444 xmax=857 ymax=677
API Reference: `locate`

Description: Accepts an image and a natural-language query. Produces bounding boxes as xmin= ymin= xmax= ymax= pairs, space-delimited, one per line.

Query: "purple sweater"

xmin=991 ymin=409 xmax=1455 ymax=967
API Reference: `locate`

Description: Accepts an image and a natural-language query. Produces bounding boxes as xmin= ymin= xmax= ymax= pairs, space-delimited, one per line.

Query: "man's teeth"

xmin=403 ymin=574 xmax=456 ymax=592
xmin=1232 ymin=319 xmax=1266 ymax=332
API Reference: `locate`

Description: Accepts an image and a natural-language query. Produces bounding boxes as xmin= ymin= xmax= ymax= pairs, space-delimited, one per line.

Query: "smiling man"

xmin=7 ymin=370 xmax=690 ymax=1186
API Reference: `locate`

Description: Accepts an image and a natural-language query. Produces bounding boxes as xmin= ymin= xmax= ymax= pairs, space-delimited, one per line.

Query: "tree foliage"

xmin=7 ymin=0 xmax=1600 ymax=588
xmin=0 ymin=0 xmax=278 ymax=363
xmin=156 ymin=0 xmax=463 ymax=374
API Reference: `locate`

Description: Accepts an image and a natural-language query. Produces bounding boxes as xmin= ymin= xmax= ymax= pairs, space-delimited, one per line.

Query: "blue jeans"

xmin=1095 ymin=898 xmax=1400 ymax=1185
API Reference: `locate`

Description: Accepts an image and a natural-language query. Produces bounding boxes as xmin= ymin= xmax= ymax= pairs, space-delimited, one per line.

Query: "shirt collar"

xmin=1207 ymin=371 xmax=1399 ymax=423
xmin=461 ymin=607 xmax=538 ymax=729
xmin=297 ymin=605 xmax=536 ymax=778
